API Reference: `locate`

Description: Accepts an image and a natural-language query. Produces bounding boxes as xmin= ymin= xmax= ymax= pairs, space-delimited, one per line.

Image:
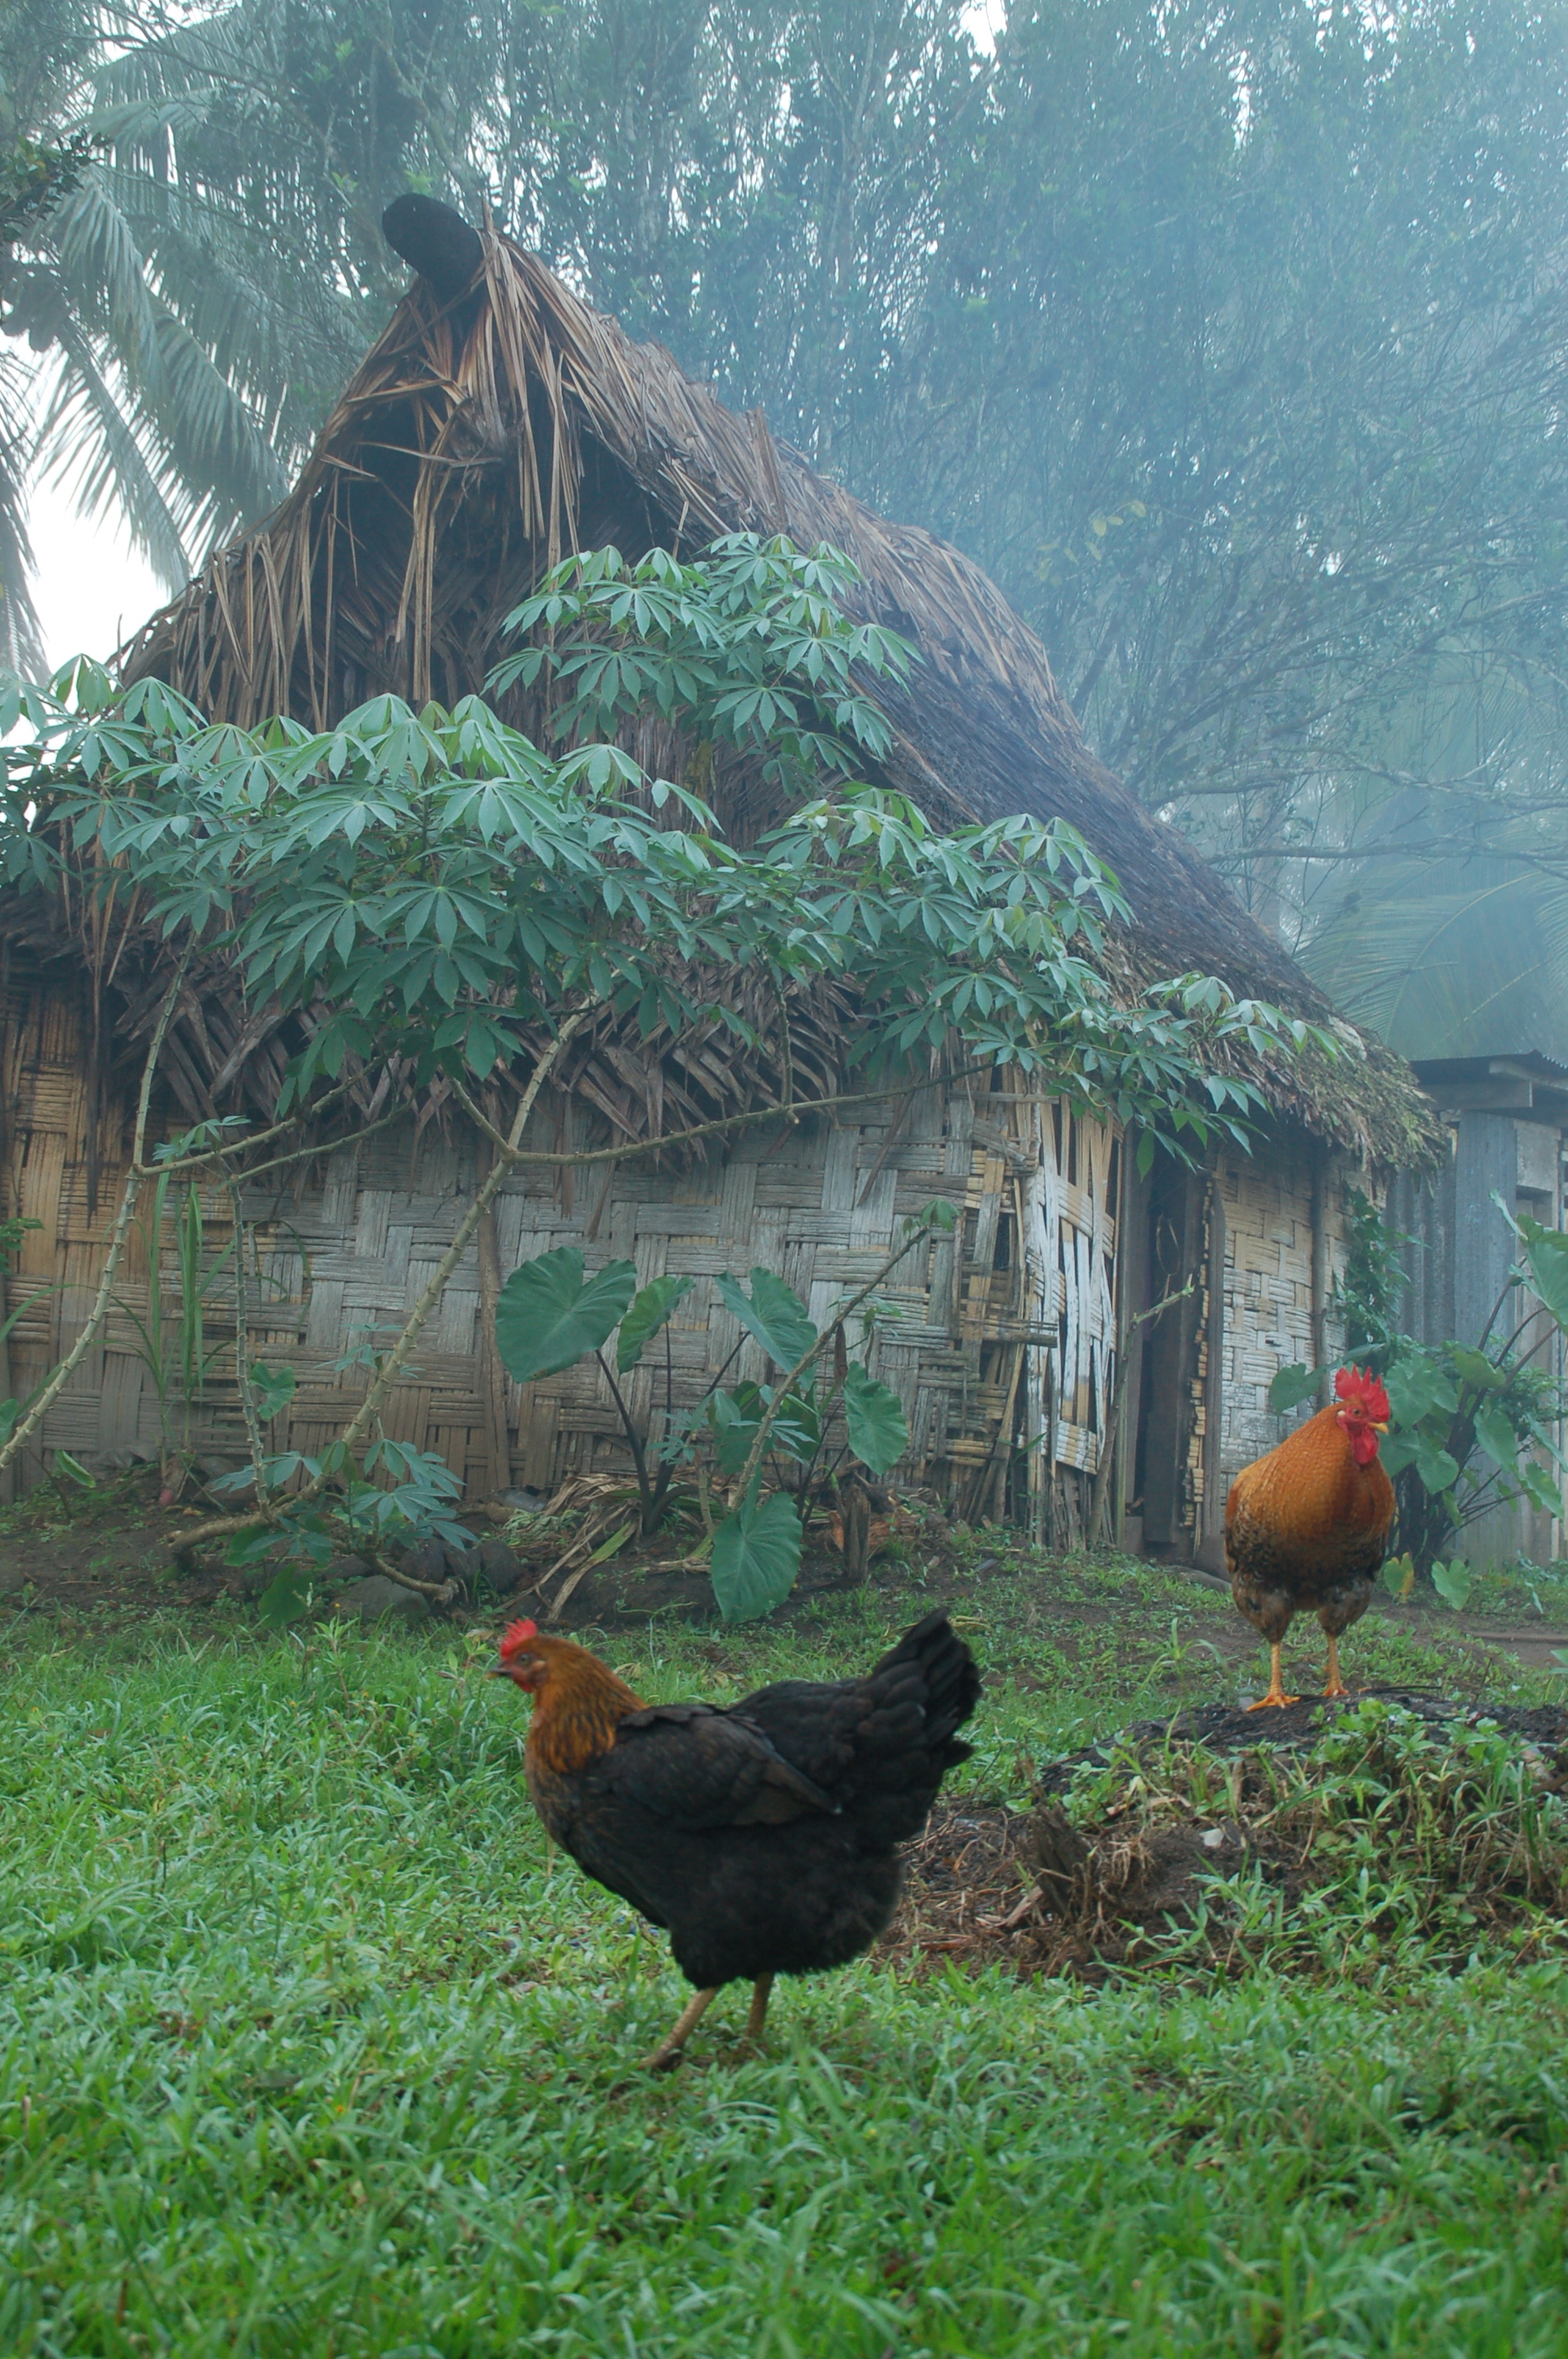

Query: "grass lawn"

xmin=3 ymin=1549 xmax=1568 ymax=2356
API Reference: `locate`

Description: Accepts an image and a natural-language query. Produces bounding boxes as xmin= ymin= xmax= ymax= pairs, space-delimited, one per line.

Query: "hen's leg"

xmin=641 ymin=1986 xmax=717 ymax=2071
xmin=743 ymin=1975 xmax=774 ymax=2049
xmin=1322 ymin=1632 xmax=1349 ymax=1700
xmin=1246 ymin=1641 xmax=1299 ymax=1710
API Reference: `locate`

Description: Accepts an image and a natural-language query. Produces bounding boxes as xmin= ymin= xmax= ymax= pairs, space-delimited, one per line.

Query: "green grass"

xmin=3 ymin=1568 xmax=1568 ymax=2355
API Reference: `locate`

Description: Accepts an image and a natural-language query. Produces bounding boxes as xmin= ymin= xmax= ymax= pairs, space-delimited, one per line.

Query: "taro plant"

xmin=1272 ymin=1194 xmax=1568 ymax=1581
xmin=492 ymin=1205 xmax=946 ymax=1620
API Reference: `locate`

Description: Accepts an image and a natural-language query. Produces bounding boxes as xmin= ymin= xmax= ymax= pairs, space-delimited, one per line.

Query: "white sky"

xmin=29 ymin=470 xmax=164 ymax=672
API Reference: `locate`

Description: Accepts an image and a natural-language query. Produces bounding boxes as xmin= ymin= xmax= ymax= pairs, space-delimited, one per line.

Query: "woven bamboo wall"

xmin=1206 ymin=1145 xmax=1353 ymax=1517
xmin=0 ymin=969 xmax=1125 ymax=1513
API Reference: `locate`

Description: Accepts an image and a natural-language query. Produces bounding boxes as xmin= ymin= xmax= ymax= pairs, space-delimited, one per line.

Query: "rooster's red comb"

xmin=1334 ymin=1366 xmax=1391 ymax=1422
xmin=499 ymin=1618 xmax=539 ymax=1661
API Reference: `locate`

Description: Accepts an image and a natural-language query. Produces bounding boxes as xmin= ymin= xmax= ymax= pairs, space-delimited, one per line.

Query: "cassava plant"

xmin=2 ymin=534 xmax=1327 ymax=1590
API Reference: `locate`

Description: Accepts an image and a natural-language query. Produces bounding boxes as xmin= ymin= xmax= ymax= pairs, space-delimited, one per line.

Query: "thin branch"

xmin=446 ymin=1066 xmax=978 ymax=1171
xmin=167 ymin=1007 xmax=599 ymax=1563
xmin=129 ymin=1073 xmax=366 ymax=1180
xmin=731 ymin=1215 xmax=940 ymax=1510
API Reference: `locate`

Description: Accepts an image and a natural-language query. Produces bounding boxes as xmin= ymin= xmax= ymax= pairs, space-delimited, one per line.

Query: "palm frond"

xmin=35 ymin=320 xmax=191 ymax=593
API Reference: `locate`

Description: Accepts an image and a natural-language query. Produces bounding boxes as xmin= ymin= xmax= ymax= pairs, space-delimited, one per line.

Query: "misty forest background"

xmin=5 ymin=0 xmax=1568 ymax=1063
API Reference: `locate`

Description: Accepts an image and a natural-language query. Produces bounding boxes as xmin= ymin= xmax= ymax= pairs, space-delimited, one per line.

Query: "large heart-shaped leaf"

xmin=1381 ymin=1552 xmax=1416 ymax=1601
xmin=1449 ymin=1345 xmax=1506 ymax=1393
xmin=716 ymin=1268 xmax=818 ymax=1370
xmin=494 ymin=1248 xmax=637 ymax=1383
xmin=842 ymin=1363 xmax=908 ymax=1475
xmin=1385 ymin=1349 xmax=1457 ymax=1428
xmin=249 ymin=1361 xmax=297 ymax=1422
xmin=1524 ymin=1221 xmax=1568 ymax=1330
xmin=710 ymin=1385 xmax=764 ymax=1474
xmin=710 ymin=1490 xmax=803 ymax=1623
xmin=1518 ymin=1456 xmax=1563 ymax=1516
xmin=615 ymin=1274 xmax=695 ymax=1372
xmin=1429 ymin=1559 xmax=1473 ymax=1611
xmin=1414 ymin=1434 xmax=1460 ymax=1494
xmin=1267 ymin=1362 xmax=1321 ymax=1415
xmin=1377 ymin=1432 xmax=1418 ymax=1478
xmin=256 ymin=1569 xmax=311 ymax=1629
xmin=1473 ymin=1400 xmax=1519 ymax=1471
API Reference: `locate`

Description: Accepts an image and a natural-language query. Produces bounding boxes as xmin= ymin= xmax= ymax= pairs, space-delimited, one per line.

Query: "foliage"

xmin=1273 ymin=1191 xmax=1568 ymax=1577
xmin=1 ymin=533 xmax=1323 ymax=1558
xmin=0 ymin=0 xmax=365 ymax=647
xmin=1335 ymin=1183 xmax=1410 ymax=1360
xmin=493 ymin=1248 xmax=637 ymax=1386
xmin=488 ymin=539 xmax=912 ymax=786
xmin=2 ymin=543 xmax=1319 ymax=1142
xmin=0 ymin=127 xmax=94 ymax=244
xmin=492 ymin=1221 xmax=928 ymax=1616
xmin=16 ymin=0 xmax=1566 ymax=1081
xmin=113 ymin=1171 xmax=232 ymax=1495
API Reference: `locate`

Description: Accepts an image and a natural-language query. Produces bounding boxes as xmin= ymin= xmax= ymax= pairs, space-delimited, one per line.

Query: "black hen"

xmin=495 ymin=1608 xmax=981 ymax=2064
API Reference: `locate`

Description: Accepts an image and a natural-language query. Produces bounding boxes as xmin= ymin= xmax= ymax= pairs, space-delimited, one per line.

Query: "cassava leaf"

xmin=615 ymin=1274 xmax=695 ymax=1372
xmin=494 ymin=1249 xmax=637 ymax=1383
xmin=766 ymin=1388 xmax=820 ymax=1463
xmin=710 ymin=1490 xmax=802 ymax=1623
xmin=841 ymin=1363 xmax=909 ymax=1475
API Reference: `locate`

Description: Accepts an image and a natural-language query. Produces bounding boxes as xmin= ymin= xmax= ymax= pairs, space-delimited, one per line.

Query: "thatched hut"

xmin=0 ymin=205 xmax=1437 ymax=1552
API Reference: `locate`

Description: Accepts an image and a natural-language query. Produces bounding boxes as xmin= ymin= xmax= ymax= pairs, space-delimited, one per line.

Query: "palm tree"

xmin=0 ymin=0 xmax=401 ymax=670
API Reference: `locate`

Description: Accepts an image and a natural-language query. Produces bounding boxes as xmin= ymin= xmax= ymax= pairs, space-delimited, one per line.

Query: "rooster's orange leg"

xmin=743 ymin=1975 xmax=774 ymax=2049
xmin=1322 ymin=1634 xmax=1349 ymax=1701
xmin=641 ymin=1986 xmax=717 ymax=2071
xmin=1246 ymin=1641 xmax=1299 ymax=1710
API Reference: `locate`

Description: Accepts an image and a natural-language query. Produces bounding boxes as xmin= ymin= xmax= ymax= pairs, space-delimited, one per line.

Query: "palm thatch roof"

xmin=111 ymin=206 xmax=1434 ymax=1165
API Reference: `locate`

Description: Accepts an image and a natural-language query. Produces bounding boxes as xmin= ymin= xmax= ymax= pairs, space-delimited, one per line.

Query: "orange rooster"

xmin=493 ymin=1608 xmax=979 ymax=2066
xmin=1226 ymin=1365 xmax=1396 ymax=1708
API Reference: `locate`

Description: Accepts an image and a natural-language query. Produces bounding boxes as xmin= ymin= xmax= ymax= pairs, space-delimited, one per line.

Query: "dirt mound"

xmin=884 ymin=1695 xmax=1568 ymax=1983
xmin=1035 ymin=1683 xmax=1568 ymax=1792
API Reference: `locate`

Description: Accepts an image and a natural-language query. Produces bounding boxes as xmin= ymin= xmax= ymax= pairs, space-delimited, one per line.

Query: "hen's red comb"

xmin=1334 ymin=1365 xmax=1391 ymax=1422
xmin=499 ymin=1618 xmax=539 ymax=1661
